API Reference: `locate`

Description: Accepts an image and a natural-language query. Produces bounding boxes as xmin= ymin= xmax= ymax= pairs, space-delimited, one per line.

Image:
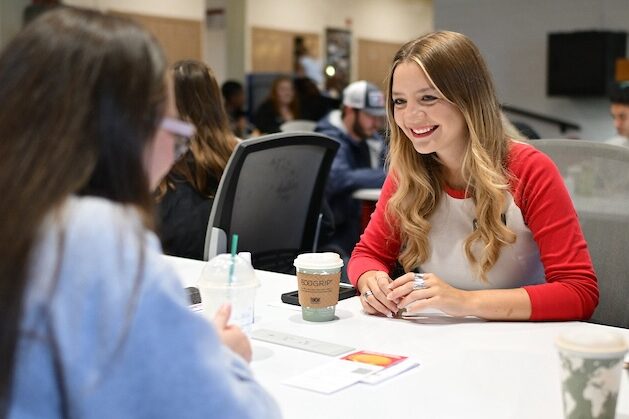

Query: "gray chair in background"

xmin=204 ymin=132 xmax=339 ymax=274
xmin=279 ymin=119 xmax=317 ymax=133
xmin=532 ymin=139 xmax=629 ymax=328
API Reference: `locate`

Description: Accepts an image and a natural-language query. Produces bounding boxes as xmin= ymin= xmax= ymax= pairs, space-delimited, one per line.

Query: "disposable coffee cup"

xmin=555 ymin=329 xmax=628 ymax=419
xmin=293 ymin=252 xmax=344 ymax=322
xmin=199 ymin=253 xmax=260 ymax=334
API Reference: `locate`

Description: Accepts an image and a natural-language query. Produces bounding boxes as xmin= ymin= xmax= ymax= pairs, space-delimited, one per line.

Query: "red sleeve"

xmin=348 ymin=174 xmax=402 ymax=286
xmin=510 ymin=143 xmax=599 ymax=320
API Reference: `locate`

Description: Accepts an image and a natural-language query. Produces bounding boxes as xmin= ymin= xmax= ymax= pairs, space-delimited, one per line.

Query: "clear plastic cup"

xmin=293 ymin=252 xmax=344 ymax=322
xmin=198 ymin=253 xmax=260 ymax=334
xmin=555 ymin=329 xmax=628 ymax=419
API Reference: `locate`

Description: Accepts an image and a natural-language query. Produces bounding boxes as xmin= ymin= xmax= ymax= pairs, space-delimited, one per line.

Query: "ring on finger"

xmin=363 ymin=290 xmax=374 ymax=299
xmin=412 ymin=273 xmax=426 ymax=290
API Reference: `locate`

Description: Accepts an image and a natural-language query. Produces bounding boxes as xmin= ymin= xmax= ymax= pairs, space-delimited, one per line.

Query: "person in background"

xmin=0 ymin=8 xmax=279 ymax=418
xmin=294 ymin=36 xmax=324 ymax=91
xmin=294 ymin=76 xmax=338 ymax=122
xmin=350 ymin=31 xmax=598 ymax=321
xmin=221 ymin=79 xmax=252 ymax=139
xmin=315 ymin=80 xmax=387 ymax=259
xmin=157 ymin=60 xmax=239 ymax=260
xmin=606 ymin=81 xmax=629 ymax=147
xmin=253 ymin=75 xmax=299 ymax=135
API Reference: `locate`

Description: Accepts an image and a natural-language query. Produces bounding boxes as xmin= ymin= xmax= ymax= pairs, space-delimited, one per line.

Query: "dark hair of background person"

xmin=609 ymin=81 xmax=629 ymax=104
xmin=0 ymin=8 xmax=166 ymax=416
xmin=157 ymin=60 xmax=238 ymax=200
xmin=221 ymin=79 xmax=253 ymax=139
xmin=294 ymin=77 xmax=339 ymax=121
xmin=269 ymin=75 xmax=300 ymax=119
xmin=293 ymin=35 xmax=307 ymax=73
xmin=221 ymin=80 xmax=243 ymax=103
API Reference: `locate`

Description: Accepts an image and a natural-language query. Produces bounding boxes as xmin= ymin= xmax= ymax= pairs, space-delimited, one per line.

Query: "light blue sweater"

xmin=10 ymin=197 xmax=281 ymax=418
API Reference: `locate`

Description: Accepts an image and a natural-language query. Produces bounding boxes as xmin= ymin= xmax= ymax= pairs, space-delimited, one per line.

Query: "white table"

xmin=165 ymin=255 xmax=629 ymax=419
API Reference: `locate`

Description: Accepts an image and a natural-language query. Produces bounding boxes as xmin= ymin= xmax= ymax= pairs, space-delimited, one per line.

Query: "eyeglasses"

xmin=160 ymin=117 xmax=196 ymax=160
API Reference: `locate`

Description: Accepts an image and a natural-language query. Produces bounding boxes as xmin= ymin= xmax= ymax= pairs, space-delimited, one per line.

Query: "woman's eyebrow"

xmin=391 ymin=87 xmax=435 ymax=96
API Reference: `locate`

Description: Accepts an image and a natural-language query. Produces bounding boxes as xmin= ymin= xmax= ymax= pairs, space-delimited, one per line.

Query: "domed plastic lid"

xmin=555 ymin=329 xmax=629 ymax=355
xmin=199 ymin=253 xmax=259 ymax=288
xmin=294 ymin=252 xmax=344 ymax=270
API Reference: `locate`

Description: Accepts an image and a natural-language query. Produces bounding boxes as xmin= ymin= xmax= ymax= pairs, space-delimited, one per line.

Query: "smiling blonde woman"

xmin=349 ymin=31 xmax=598 ymax=322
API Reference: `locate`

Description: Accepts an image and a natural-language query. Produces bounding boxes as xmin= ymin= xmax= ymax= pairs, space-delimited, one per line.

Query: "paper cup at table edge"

xmin=555 ymin=329 xmax=629 ymax=358
xmin=294 ymin=253 xmax=344 ymax=322
xmin=555 ymin=329 xmax=628 ymax=419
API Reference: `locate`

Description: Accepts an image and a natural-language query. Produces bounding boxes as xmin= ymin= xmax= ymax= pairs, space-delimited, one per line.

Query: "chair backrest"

xmin=279 ymin=119 xmax=317 ymax=133
xmin=531 ymin=139 xmax=629 ymax=328
xmin=204 ymin=132 xmax=339 ymax=274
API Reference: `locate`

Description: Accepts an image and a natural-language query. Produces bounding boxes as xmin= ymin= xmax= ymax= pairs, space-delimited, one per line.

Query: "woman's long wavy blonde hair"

xmin=385 ymin=31 xmax=516 ymax=281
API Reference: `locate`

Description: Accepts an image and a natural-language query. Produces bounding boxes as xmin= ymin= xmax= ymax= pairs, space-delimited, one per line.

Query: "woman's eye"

xmin=421 ymin=95 xmax=438 ymax=102
xmin=392 ymin=98 xmax=406 ymax=106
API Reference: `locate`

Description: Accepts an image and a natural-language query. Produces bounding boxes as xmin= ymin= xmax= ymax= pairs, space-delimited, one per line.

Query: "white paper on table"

xmin=283 ymin=359 xmax=383 ymax=394
xmin=360 ymin=358 xmax=420 ymax=384
xmin=266 ymin=302 xmax=302 ymax=312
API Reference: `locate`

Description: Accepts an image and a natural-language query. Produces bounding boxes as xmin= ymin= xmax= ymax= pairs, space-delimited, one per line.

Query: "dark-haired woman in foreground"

xmin=0 ymin=8 xmax=279 ymax=418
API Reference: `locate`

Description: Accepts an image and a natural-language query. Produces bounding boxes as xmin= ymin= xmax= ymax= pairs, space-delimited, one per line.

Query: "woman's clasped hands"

xmin=359 ymin=271 xmax=474 ymax=318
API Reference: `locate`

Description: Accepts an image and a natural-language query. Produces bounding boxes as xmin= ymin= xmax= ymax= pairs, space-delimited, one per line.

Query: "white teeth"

xmin=411 ymin=126 xmax=434 ymax=134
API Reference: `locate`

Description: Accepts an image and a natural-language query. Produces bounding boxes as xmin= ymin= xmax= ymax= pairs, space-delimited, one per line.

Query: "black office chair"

xmin=532 ymin=139 xmax=629 ymax=328
xmin=203 ymin=132 xmax=339 ymax=274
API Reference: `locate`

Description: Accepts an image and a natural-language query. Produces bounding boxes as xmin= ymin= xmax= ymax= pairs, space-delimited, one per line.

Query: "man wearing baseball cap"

xmin=315 ymin=80 xmax=387 ymax=259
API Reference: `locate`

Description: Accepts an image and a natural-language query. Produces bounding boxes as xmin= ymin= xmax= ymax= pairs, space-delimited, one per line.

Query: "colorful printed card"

xmin=341 ymin=350 xmax=419 ymax=385
xmin=341 ymin=350 xmax=408 ymax=368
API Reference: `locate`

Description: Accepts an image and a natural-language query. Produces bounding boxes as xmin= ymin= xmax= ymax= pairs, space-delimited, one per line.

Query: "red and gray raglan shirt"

xmin=348 ymin=141 xmax=599 ymax=321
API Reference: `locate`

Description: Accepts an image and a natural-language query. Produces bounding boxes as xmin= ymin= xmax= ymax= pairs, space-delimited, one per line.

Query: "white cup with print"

xmin=555 ymin=328 xmax=628 ymax=419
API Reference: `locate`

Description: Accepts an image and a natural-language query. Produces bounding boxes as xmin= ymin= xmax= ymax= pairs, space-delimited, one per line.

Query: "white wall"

xmin=204 ymin=0 xmax=228 ymax=83
xmin=63 ymin=0 xmax=204 ymax=20
xmin=434 ymin=0 xmax=629 ymax=140
xmin=245 ymin=0 xmax=433 ymax=81
xmin=246 ymin=0 xmax=430 ymax=41
xmin=206 ymin=20 xmax=227 ymax=83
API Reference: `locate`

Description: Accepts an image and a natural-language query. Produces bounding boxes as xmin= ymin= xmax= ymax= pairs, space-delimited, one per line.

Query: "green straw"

xmin=229 ymin=234 xmax=239 ymax=285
